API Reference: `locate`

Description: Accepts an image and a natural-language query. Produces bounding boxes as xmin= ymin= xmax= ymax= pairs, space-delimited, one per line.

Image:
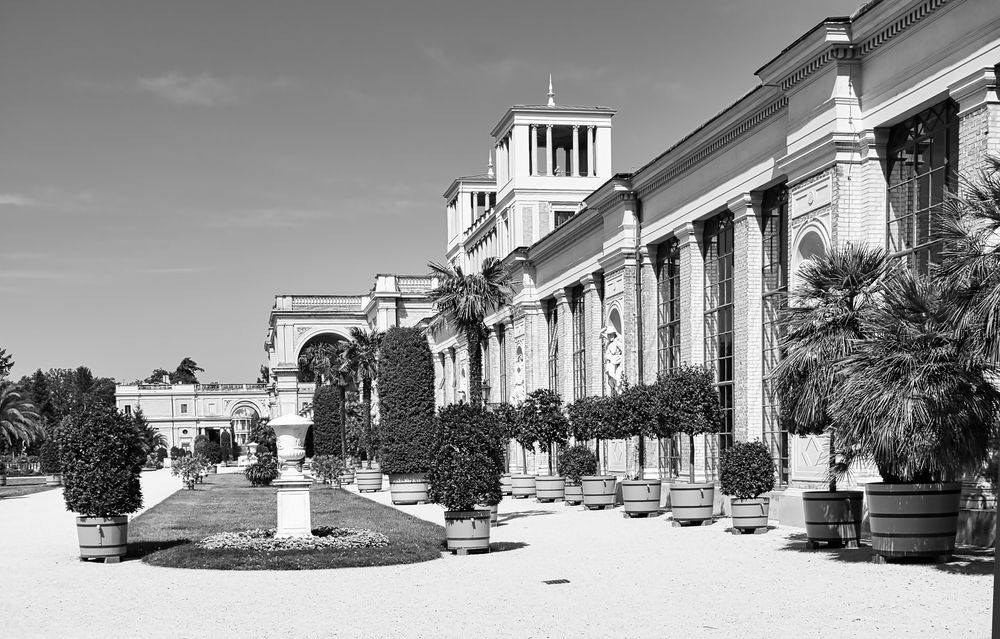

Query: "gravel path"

xmin=0 ymin=471 xmax=991 ymax=638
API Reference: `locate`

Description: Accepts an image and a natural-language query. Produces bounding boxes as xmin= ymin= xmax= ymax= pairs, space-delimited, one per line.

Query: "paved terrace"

xmin=0 ymin=470 xmax=991 ymax=638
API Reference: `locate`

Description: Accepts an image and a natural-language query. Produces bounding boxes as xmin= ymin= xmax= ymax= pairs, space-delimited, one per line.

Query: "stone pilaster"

xmin=523 ymin=302 xmax=545 ymax=393
xmin=731 ymin=193 xmax=764 ymax=444
xmin=582 ymin=273 xmax=604 ymax=397
xmin=951 ymin=67 xmax=1000 ymax=178
xmin=639 ymin=244 xmax=658 ymax=385
xmin=676 ymin=222 xmax=704 ymax=366
xmin=553 ymin=289 xmax=573 ymax=402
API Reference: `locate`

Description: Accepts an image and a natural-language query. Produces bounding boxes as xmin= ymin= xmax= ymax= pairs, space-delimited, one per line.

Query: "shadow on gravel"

xmin=723 ymin=525 xmax=779 ymax=535
xmin=777 ymin=532 xmax=873 ymax=563
xmin=935 ymin=547 xmax=994 ymax=575
xmin=499 ymin=511 xmax=556 ymax=524
xmin=489 ymin=541 xmax=529 ymax=553
xmin=779 ymin=532 xmax=995 ymax=571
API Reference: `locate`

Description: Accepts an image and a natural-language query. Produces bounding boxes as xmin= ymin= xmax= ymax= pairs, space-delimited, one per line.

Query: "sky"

xmin=0 ymin=0 xmax=863 ymax=384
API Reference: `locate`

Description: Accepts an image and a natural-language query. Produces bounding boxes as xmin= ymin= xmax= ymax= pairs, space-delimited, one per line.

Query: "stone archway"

xmin=295 ymin=332 xmax=347 ymax=383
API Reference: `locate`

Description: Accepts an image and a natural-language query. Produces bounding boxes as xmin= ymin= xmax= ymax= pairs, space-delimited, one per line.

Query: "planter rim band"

xmin=868 ymin=511 xmax=959 ymax=518
xmin=669 ymin=484 xmax=715 ymax=491
xmin=802 ymin=492 xmax=862 ymax=500
xmin=866 ymin=488 xmax=961 ymax=496
xmin=871 ymin=531 xmax=957 ymax=539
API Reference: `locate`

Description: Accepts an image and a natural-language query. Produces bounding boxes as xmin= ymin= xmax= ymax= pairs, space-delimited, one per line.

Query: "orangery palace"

xmin=119 ymin=0 xmax=1000 ymax=526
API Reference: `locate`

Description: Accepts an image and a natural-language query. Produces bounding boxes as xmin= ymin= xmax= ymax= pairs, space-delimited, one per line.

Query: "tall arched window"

xmin=886 ymin=100 xmax=958 ymax=274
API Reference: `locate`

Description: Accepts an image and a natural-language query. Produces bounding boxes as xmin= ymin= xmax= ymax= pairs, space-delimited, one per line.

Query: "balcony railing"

xmin=290 ymin=295 xmax=364 ymax=310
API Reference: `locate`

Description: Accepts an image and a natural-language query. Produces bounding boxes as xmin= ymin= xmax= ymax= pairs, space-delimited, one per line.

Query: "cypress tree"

xmin=378 ymin=326 xmax=434 ymax=474
xmin=311 ymin=384 xmax=341 ymax=457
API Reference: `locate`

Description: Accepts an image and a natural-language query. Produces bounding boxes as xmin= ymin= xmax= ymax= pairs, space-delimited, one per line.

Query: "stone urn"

xmin=268 ymin=414 xmax=311 ymax=479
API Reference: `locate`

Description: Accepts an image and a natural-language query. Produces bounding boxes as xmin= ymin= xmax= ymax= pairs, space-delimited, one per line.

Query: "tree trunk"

xmin=362 ymin=377 xmax=373 ymax=468
xmin=548 ymin=442 xmax=555 ymax=475
xmin=637 ymin=436 xmax=645 ymax=480
xmin=828 ymin=431 xmax=837 ymax=493
xmin=339 ymin=387 xmax=348 ymax=469
xmin=466 ymin=326 xmax=483 ymax=406
xmin=688 ymin=434 xmax=696 ymax=484
xmin=595 ymin=438 xmax=601 ymax=473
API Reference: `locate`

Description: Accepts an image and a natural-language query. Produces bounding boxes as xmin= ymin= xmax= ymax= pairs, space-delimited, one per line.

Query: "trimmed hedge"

xmin=312 ymin=385 xmax=341 ymax=457
xmin=377 ymin=326 xmax=434 ymax=474
xmin=39 ymin=438 xmax=61 ymax=475
xmin=719 ymin=440 xmax=775 ymax=500
xmin=56 ymin=406 xmax=145 ymax=517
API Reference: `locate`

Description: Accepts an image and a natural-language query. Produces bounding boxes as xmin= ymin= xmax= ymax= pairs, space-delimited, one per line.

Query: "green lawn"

xmin=0 ymin=484 xmax=56 ymax=499
xmin=130 ymin=474 xmax=446 ymax=570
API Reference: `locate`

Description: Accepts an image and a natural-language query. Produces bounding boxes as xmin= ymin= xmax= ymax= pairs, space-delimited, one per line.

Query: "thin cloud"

xmin=0 ymin=194 xmax=36 ymax=207
xmin=133 ymin=266 xmax=209 ymax=275
xmin=137 ymin=72 xmax=237 ymax=106
xmin=200 ymin=208 xmax=327 ymax=229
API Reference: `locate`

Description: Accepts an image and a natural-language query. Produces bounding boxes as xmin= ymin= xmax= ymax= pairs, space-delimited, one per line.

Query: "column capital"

xmin=580 ymin=272 xmax=601 ymax=291
xmin=949 ymin=66 xmax=999 ymax=117
xmin=727 ymin=192 xmax=763 ymax=223
xmin=552 ymin=288 xmax=569 ymax=305
xmin=572 ymin=124 xmax=579 ymax=131
xmin=545 ymin=124 xmax=554 ymax=130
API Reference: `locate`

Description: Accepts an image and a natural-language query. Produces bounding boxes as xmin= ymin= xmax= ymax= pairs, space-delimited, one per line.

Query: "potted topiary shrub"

xmin=578 ymin=394 xmax=620 ymax=510
xmin=170 ymin=455 xmax=203 ymax=490
xmin=558 ymin=444 xmax=597 ymax=506
xmin=660 ymin=364 xmax=723 ymax=526
xmin=55 ymin=405 xmax=145 ymax=563
xmin=39 ymin=438 xmax=61 ymax=486
xmin=617 ymin=380 xmax=662 ymax=518
xmin=516 ymin=389 xmax=569 ymax=503
xmin=719 ymin=440 xmax=775 ymax=533
xmin=310 ymin=454 xmax=342 ymax=488
xmin=831 ymin=269 xmax=1000 ymax=563
xmin=378 ymin=326 xmax=435 ymax=505
xmin=491 ymin=402 xmax=518 ymax=495
xmin=244 ymin=451 xmax=279 ymax=487
xmin=427 ymin=403 xmax=504 ymax=554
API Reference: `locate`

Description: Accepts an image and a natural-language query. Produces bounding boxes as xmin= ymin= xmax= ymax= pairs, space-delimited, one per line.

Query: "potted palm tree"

xmin=661 ymin=364 xmax=723 ymax=525
xmin=379 ymin=327 xmax=435 ymax=504
xmin=579 ymin=394 xmax=620 ymax=510
xmin=832 ymin=269 xmax=1000 ymax=563
xmin=558 ymin=445 xmax=597 ymax=506
xmin=719 ymin=440 xmax=775 ymax=533
xmin=772 ymin=244 xmax=888 ymax=548
xmin=516 ymin=389 xmax=568 ymax=502
xmin=428 ymin=403 xmax=504 ymax=554
xmin=617 ymin=380 xmax=662 ymax=518
xmin=55 ymin=404 xmax=145 ymax=563
xmin=343 ymin=327 xmax=384 ymax=494
xmin=427 ymin=257 xmax=513 ymax=407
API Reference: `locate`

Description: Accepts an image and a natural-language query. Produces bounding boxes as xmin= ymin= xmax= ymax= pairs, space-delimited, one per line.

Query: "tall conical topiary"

xmin=378 ymin=326 xmax=434 ymax=474
xmin=311 ymin=384 xmax=341 ymax=457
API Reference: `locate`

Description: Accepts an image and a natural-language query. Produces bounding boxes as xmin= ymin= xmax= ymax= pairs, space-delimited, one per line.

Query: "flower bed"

xmin=197 ymin=526 xmax=388 ymax=551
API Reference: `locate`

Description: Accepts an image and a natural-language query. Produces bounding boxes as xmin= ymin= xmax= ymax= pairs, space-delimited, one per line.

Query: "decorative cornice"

xmin=635 ymin=97 xmax=787 ymax=198
xmin=777 ymin=0 xmax=952 ymax=92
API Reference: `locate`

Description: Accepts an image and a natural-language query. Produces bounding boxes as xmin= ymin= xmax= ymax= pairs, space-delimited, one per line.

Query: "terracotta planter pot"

xmin=500 ymin=473 xmax=513 ymax=495
xmin=76 ymin=516 xmax=128 ymax=562
xmin=669 ymin=482 xmax=714 ymax=524
xmin=388 ymin=473 xmax=430 ymax=505
xmin=564 ymin=482 xmax=583 ymax=505
xmin=444 ymin=510 xmax=491 ymax=554
xmin=622 ymin=479 xmax=661 ymax=518
xmin=731 ymin=497 xmax=770 ymax=533
xmin=511 ymin=474 xmax=536 ymax=499
xmin=355 ymin=468 xmax=383 ymax=493
xmin=536 ymin=476 xmax=566 ymax=502
xmin=802 ymin=490 xmax=862 ymax=548
xmin=581 ymin=475 xmax=617 ymax=510
xmin=866 ymin=482 xmax=961 ymax=562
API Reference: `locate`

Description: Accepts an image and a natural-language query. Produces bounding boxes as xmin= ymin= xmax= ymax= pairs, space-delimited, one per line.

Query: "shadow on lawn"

xmin=778 ymin=532 xmax=995 ymax=572
xmin=127 ymin=539 xmax=191 ymax=560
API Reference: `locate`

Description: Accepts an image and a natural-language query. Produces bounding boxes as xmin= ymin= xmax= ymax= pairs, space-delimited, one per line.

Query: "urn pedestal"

xmin=269 ymin=414 xmax=314 ymax=538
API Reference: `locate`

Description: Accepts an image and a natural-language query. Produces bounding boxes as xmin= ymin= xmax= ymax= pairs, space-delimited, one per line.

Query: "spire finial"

xmin=547 ymin=74 xmax=555 ymax=107
xmin=487 ymin=148 xmax=494 ymax=178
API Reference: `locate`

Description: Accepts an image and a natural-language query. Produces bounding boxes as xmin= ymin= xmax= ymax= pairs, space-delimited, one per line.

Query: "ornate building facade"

xmin=256 ymin=0 xmax=1000 ymax=522
xmin=426 ymin=0 xmax=1000 ymax=522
